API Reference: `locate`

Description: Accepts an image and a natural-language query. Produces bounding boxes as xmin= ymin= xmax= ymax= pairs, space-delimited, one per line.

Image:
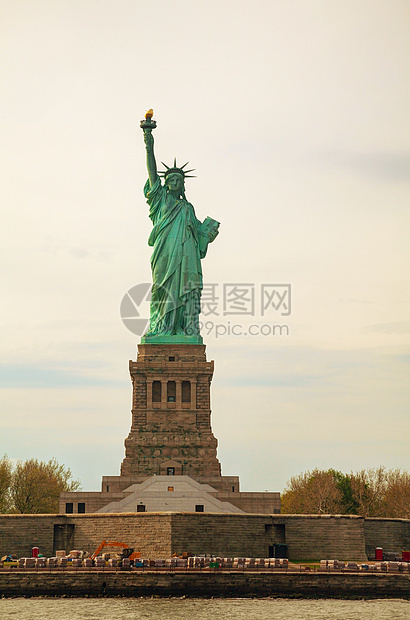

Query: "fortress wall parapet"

xmin=0 ymin=512 xmax=392 ymax=562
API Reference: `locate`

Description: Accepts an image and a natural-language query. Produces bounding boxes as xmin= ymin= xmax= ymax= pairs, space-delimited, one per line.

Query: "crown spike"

xmin=160 ymin=158 xmax=197 ymax=180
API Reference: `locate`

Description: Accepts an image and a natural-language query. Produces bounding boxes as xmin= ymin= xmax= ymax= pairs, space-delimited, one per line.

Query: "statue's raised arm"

xmin=141 ymin=109 xmax=158 ymax=188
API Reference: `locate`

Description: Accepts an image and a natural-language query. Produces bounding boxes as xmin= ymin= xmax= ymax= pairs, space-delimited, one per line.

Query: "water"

xmin=0 ymin=598 xmax=409 ymax=619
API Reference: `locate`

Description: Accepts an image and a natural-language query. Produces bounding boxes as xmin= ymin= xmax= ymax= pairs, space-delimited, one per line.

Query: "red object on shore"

xmin=402 ymin=551 xmax=410 ymax=562
xmin=31 ymin=547 xmax=39 ymax=558
xmin=375 ymin=547 xmax=383 ymax=560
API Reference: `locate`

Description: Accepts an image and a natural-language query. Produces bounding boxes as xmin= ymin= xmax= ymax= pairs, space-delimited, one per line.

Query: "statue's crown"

xmin=159 ymin=158 xmax=196 ymax=179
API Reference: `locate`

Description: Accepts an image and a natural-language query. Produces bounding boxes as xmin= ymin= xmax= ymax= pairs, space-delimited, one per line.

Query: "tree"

xmin=0 ymin=455 xmax=12 ymax=513
xmin=382 ymin=469 xmax=410 ymax=519
xmin=281 ymin=466 xmax=410 ymax=518
xmin=9 ymin=458 xmax=81 ymax=514
xmin=348 ymin=467 xmax=410 ymax=519
xmin=347 ymin=467 xmax=387 ymax=517
xmin=331 ymin=470 xmax=360 ymax=514
xmin=281 ymin=469 xmax=344 ymax=514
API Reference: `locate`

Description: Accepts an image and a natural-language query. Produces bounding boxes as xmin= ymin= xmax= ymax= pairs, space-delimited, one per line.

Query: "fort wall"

xmin=2 ymin=513 xmax=408 ymax=562
xmin=170 ymin=513 xmax=368 ymax=561
xmin=364 ymin=518 xmax=410 ymax=558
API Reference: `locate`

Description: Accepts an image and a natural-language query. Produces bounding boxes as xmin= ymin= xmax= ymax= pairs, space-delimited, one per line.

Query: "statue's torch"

xmin=140 ymin=109 xmax=157 ymax=130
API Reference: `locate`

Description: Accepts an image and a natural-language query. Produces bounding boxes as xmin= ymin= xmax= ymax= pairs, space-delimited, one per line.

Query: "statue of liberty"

xmin=140 ymin=110 xmax=219 ymax=344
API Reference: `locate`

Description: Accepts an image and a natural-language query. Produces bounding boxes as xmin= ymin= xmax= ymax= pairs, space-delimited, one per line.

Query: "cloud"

xmin=364 ymin=321 xmax=410 ymax=335
xmin=224 ymin=374 xmax=314 ymax=388
xmin=323 ymin=150 xmax=410 ymax=183
xmin=0 ymin=363 xmax=123 ymax=389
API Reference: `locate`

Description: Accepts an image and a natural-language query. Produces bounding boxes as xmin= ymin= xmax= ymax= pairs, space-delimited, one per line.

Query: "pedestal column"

xmin=121 ymin=343 xmax=221 ymax=478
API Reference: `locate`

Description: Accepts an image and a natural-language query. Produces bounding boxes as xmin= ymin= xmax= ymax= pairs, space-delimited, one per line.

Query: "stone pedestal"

xmin=120 ymin=344 xmax=222 ymax=478
xmin=60 ymin=342 xmax=281 ymax=514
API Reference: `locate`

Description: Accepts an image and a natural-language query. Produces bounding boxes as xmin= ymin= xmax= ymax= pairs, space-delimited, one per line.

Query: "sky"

xmin=1 ymin=0 xmax=409 ymax=494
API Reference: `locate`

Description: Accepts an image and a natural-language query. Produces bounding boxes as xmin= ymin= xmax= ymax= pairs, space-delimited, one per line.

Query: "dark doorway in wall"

xmin=53 ymin=524 xmax=74 ymax=554
xmin=274 ymin=523 xmax=286 ymax=544
xmin=268 ymin=544 xmax=288 ymax=558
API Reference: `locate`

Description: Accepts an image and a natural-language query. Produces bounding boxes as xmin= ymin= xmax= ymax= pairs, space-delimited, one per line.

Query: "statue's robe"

xmin=144 ymin=178 xmax=204 ymax=335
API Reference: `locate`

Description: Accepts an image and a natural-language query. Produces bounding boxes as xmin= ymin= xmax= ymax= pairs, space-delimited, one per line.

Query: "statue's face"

xmin=165 ymin=173 xmax=184 ymax=193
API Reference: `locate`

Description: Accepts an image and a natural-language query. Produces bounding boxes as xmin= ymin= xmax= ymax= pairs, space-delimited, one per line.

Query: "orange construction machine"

xmin=90 ymin=540 xmax=141 ymax=561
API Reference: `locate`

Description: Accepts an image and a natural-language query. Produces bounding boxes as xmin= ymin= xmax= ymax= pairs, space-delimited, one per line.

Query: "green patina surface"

xmin=141 ymin=334 xmax=203 ymax=345
xmin=140 ymin=112 xmax=219 ymax=345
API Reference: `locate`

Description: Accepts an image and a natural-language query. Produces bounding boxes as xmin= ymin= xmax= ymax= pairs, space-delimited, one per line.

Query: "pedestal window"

xmin=182 ymin=380 xmax=191 ymax=403
xmin=152 ymin=381 xmax=161 ymax=402
xmin=167 ymin=381 xmax=176 ymax=402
